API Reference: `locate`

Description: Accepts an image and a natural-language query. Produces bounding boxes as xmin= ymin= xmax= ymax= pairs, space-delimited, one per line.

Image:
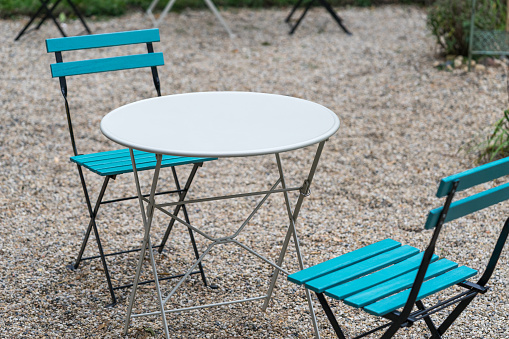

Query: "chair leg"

xmin=289 ymin=0 xmax=315 ymax=35
xmin=14 ymin=0 xmax=65 ymax=40
xmin=35 ymin=0 xmax=62 ymax=31
xmin=286 ymin=0 xmax=305 ymax=23
xmin=38 ymin=0 xmax=67 ymax=37
xmin=415 ymin=300 xmax=442 ymax=339
xmin=316 ymin=0 xmax=351 ymax=35
xmin=379 ymin=321 xmax=401 ymax=339
xmin=15 ymin=0 xmax=91 ymax=41
xmin=158 ymin=165 xmax=209 ymax=286
xmin=14 ymin=3 xmax=46 ymax=40
xmin=157 ymin=165 xmax=198 ymax=252
xmin=315 ymin=293 xmax=347 ymax=339
xmin=432 ymin=294 xmax=476 ymax=338
xmin=72 ymin=176 xmax=110 ymax=270
xmin=74 ymin=168 xmax=117 ymax=306
xmin=65 ymin=0 xmax=92 ymax=34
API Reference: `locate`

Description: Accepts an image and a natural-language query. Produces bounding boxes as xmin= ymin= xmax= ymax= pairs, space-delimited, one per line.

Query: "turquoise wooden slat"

xmin=363 ymin=266 xmax=478 ymax=316
xmin=424 ymin=182 xmax=509 ymax=229
xmin=78 ymin=153 xmax=165 ymax=169
xmin=46 ymin=28 xmax=160 ymax=52
xmin=324 ymin=252 xmax=439 ymax=300
xmin=72 ymin=153 xmax=156 ymax=166
xmin=305 ymin=245 xmax=420 ymax=293
xmin=70 ymin=149 xmax=147 ymax=162
xmin=90 ymin=153 xmax=188 ymax=167
xmin=71 ymin=150 xmax=214 ymax=168
xmin=89 ymin=156 xmax=204 ymax=174
xmin=70 ymin=149 xmax=215 ymax=176
xmin=71 ymin=150 xmax=161 ymax=167
xmin=343 ymin=259 xmax=458 ymax=308
xmin=287 ymin=239 xmax=401 ymax=285
xmin=50 ymin=53 xmax=164 ymax=77
xmin=93 ymin=157 xmax=212 ymax=176
xmin=436 ymin=156 xmax=509 ymax=197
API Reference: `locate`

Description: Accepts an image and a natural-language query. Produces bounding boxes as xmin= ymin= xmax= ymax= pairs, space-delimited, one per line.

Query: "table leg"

xmin=146 ymin=0 xmax=233 ymax=37
xmin=262 ymin=141 xmax=326 ymax=339
xmin=146 ymin=0 xmax=159 ymax=25
xmin=124 ymin=151 xmax=169 ymax=338
xmin=156 ymin=0 xmax=178 ymax=27
xmin=203 ymin=0 xmax=235 ymax=38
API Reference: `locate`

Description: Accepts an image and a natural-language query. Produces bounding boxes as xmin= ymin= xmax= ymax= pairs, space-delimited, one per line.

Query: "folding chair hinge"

xmin=458 ymin=281 xmax=489 ymax=294
xmin=108 ymin=175 xmax=117 ymax=180
xmin=300 ymin=179 xmax=311 ymax=197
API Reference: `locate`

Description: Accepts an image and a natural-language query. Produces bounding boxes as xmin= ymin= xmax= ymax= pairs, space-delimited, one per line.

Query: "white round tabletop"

xmin=101 ymin=92 xmax=340 ymax=158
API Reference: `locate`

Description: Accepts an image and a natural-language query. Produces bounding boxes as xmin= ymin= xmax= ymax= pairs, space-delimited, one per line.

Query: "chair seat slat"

xmin=342 ymin=259 xmax=458 ymax=309
xmin=88 ymin=156 xmax=200 ymax=173
xmin=87 ymin=158 xmax=190 ymax=176
xmin=71 ymin=149 xmax=215 ymax=176
xmin=71 ymin=148 xmax=145 ymax=161
xmin=305 ymin=245 xmax=420 ymax=293
xmin=46 ymin=28 xmax=160 ymax=52
xmin=72 ymin=150 xmax=157 ymax=166
xmin=363 ymin=266 xmax=478 ymax=316
xmin=74 ymin=153 xmax=183 ymax=169
xmin=323 ymin=252 xmax=438 ymax=300
xmin=51 ymin=53 xmax=164 ymax=77
xmin=288 ymin=239 xmax=401 ymax=285
xmin=95 ymin=157 xmax=212 ymax=176
xmin=425 ymin=182 xmax=509 ymax=229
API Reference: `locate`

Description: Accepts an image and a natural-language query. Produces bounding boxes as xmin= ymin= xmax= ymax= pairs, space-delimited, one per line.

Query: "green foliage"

xmin=427 ymin=0 xmax=506 ymax=56
xmin=474 ymin=110 xmax=509 ymax=163
xmin=467 ymin=69 xmax=509 ymax=163
xmin=353 ymin=0 xmax=373 ymax=7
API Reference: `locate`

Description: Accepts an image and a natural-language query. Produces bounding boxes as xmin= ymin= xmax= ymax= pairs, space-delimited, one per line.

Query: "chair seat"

xmin=288 ymin=238 xmax=477 ymax=316
xmin=71 ymin=148 xmax=216 ymax=176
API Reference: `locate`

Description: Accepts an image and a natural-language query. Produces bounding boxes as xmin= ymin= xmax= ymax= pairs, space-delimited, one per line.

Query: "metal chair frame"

xmin=47 ymin=29 xmax=213 ymax=307
xmin=289 ymin=157 xmax=509 ymax=338
xmin=15 ymin=0 xmax=91 ymax=41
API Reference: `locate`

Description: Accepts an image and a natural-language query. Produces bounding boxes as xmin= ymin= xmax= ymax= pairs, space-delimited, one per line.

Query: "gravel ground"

xmin=1 ymin=5 xmax=508 ymax=338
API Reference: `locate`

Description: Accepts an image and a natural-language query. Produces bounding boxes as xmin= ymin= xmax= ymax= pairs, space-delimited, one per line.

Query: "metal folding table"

xmin=100 ymin=91 xmax=340 ymax=338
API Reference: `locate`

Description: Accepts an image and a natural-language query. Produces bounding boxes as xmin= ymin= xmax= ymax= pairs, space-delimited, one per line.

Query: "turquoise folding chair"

xmin=288 ymin=157 xmax=509 ymax=338
xmin=46 ymin=29 xmax=216 ymax=307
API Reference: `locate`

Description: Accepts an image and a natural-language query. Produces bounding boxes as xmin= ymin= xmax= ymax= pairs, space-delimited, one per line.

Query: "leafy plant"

xmin=475 ymin=110 xmax=509 ymax=162
xmin=427 ymin=0 xmax=506 ymax=56
xmin=469 ymin=66 xmax=509 ymax=163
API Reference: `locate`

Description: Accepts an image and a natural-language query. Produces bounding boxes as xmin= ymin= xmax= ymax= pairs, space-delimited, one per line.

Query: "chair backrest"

xmin=46 ymin=28 xmax=164 ymax=156
xmin=397 ymin=157 xmax=509 ymax=323
xmin=424 ymin=156 xmax=509 ymax=230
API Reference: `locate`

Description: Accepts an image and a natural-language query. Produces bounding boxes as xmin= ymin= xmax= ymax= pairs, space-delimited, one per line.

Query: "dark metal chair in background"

xmin=46 ymin=28 xmax=215 ymax=307
xmin=289 ymin=156 xmax=509 ymax=338
xmin=15 ymin=0 xmax=91 ymax=41
xmin=285 ymin=0 xmax=351 ymax=35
